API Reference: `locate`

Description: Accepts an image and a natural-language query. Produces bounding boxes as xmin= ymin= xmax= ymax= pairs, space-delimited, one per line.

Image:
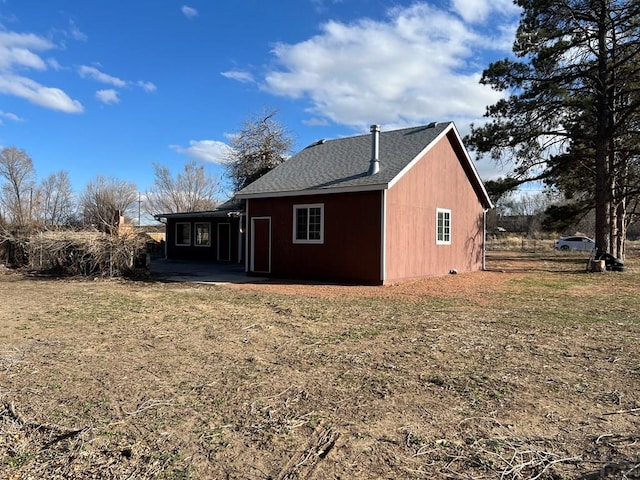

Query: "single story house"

xmin=154 ymin=198 xmax=244 ymax=263
xmin=234 ymin=122 xmax=493 ymax=284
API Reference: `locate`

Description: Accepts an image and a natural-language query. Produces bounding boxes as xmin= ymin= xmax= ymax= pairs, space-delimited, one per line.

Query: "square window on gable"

xmin=436 ymin=208 xmax=451 ymax=245
xmin=293 ymin=204 xmax=324 ymax=244
xmin=176 ymin=222 xmax=191 ymax=246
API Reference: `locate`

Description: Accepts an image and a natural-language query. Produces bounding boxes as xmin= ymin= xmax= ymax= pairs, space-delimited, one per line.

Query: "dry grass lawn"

xmin=1 ymin=250 xmax=639 ymax=479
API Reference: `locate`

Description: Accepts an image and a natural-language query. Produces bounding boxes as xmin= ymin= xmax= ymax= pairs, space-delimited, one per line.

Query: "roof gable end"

xmin=235 ymin=122 xmax=492 ymax=209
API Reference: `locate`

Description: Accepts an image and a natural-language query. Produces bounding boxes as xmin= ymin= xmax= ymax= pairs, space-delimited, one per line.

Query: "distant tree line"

xmin=0 ymin=109 xmax=292 ymax=236
xmin=0 ymin=148 xmax=222 ymax=234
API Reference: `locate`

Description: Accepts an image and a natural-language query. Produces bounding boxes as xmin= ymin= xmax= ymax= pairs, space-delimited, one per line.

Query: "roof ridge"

xmin=305 ymin=122 xmax=452 ymax=148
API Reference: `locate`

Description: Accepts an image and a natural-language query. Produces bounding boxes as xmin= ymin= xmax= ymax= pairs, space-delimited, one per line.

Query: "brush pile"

xmin=0 ymin=229 xmax=150 ymax=278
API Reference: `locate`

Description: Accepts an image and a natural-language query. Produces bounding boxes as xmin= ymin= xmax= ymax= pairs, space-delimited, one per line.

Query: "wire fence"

xmin=486 ymin=236 xmax=556 ymax=252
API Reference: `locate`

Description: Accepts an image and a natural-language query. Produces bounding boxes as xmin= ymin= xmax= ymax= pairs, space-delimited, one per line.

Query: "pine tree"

xmin=467 ymin=0 xmax=640 ymax=257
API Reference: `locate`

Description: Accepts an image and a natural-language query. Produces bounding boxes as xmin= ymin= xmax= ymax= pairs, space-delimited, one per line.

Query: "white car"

xmin=554 ymin=236 xmax=596 ymax=252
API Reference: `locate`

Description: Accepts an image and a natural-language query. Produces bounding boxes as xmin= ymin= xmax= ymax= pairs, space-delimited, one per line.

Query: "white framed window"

xmin=293 ymin=204 xmax=324 ymax=244
xmin=176 ymin=222 xmax=191 ymax=246
xmin=436 ymin=208 xmax=451 ymax=245
xmin=194 ymin=222 xmax=211 ymax=247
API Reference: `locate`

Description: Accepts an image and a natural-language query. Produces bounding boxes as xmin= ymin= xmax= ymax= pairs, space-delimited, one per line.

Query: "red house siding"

xmin=247 ymin=192 xmax=383 ymax=284
xmin=384 ymin=131 xmax=485 ymax=282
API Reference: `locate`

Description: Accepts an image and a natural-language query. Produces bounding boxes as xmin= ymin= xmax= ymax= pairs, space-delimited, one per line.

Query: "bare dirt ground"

xmin=1 ymin=251 xmax=639 ymax=479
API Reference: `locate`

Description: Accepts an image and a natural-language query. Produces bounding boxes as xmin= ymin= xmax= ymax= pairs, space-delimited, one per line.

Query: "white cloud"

xmin=137 ymin=80 xmax=157 ymax=92
xmin=0 ymin=46 xmax=47 ymax=70
xmin=78 ymin=67 xmax=156 ymax=102
xmin=170 ymin=140 xmax=231 ymax=164
xmin=0 ymin=74 xmax=83 ymax=113
xmin=181 ymin=5 xmax=199 ymax=20
xmin=0 ymin=29 xmax=83 ymax=113
xmin=0 ymin=31 xmax=53 ymax=70
xmin=67 ymin=19 xmax=88 ymax=41
xmin=450 ymin=0 xmax=520 ymax=24
xmin=311 ymin=0 xmax=344 ymax=14
xmin=257 ymin=2 xmax=518 ymax=131
xmin=0 ymin=110 xmax=22 ymax=124
xmin=47 ymin=58 xmax=62 ymax=70
xmin=0 ymin=31 xmax=53 ymax=51
xmin=78 ymin=66 xmax=156 ymax=97
xmin=78 ymin=65 xmax=127 ymax=87
xmin=96 ymin=89 xmax=120 ymax=104
xmin=221 ymin=70 xmax=254 ymax=83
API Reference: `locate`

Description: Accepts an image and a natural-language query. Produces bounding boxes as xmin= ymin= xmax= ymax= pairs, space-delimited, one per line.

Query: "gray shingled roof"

xmin=235 ymin=122 xmax=454 ymax=198
xmin=155 ymin=197 xmax=244 ymax=220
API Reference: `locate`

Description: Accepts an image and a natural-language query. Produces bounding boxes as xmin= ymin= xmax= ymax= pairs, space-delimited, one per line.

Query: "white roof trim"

xmin=386 ymin=123 xmax=493 ymax=209
xmin=387 ymin=123 xmax=452 ymax=190
xmin=448 ymin=124 xmax=493 ymax=209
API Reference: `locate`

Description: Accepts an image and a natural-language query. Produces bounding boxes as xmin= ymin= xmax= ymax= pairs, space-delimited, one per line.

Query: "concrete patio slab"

xmin=149 ymin=258 xmax=267 ymax=284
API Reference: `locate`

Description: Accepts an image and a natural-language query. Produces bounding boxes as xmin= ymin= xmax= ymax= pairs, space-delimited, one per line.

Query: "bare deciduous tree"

xmin=499 ymin=191 xmax=556 ymax=218
xmin=0 ymin=146 xmax=36 ymax=227
xmin=226 ymin=109 xmax=293 ymax=192
xmin=145 ymin=161 xmax=221 ymax=216
xmin=36 ymin=171 xmax=76 ymax=228
xmin=80 ymin=175 xmax=138 ymax=234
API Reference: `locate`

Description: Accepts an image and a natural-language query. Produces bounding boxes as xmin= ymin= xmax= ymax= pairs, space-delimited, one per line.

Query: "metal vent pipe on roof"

xmin=368 ymin=124 xmax=380 ymax=175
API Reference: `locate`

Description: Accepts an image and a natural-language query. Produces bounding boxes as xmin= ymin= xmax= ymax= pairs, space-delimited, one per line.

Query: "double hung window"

xmin=293 ymin=204 xmax=324 ymax=244
xmin=436 ymin=209 xmax=451 ymax=245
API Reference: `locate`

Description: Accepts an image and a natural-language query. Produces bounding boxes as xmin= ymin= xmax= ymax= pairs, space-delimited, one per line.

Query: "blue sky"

xmin=0 ymin=0 xmax=521 ymax=200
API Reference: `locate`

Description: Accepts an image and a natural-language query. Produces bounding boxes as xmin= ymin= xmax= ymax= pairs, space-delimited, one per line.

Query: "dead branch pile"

xmin=0 ymin=226 xmax=29 ymax=267
xmin=0 ymin=228 xmax=150 ymax=277
xmin=24 ymin=231 xmax=150 ymax=278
